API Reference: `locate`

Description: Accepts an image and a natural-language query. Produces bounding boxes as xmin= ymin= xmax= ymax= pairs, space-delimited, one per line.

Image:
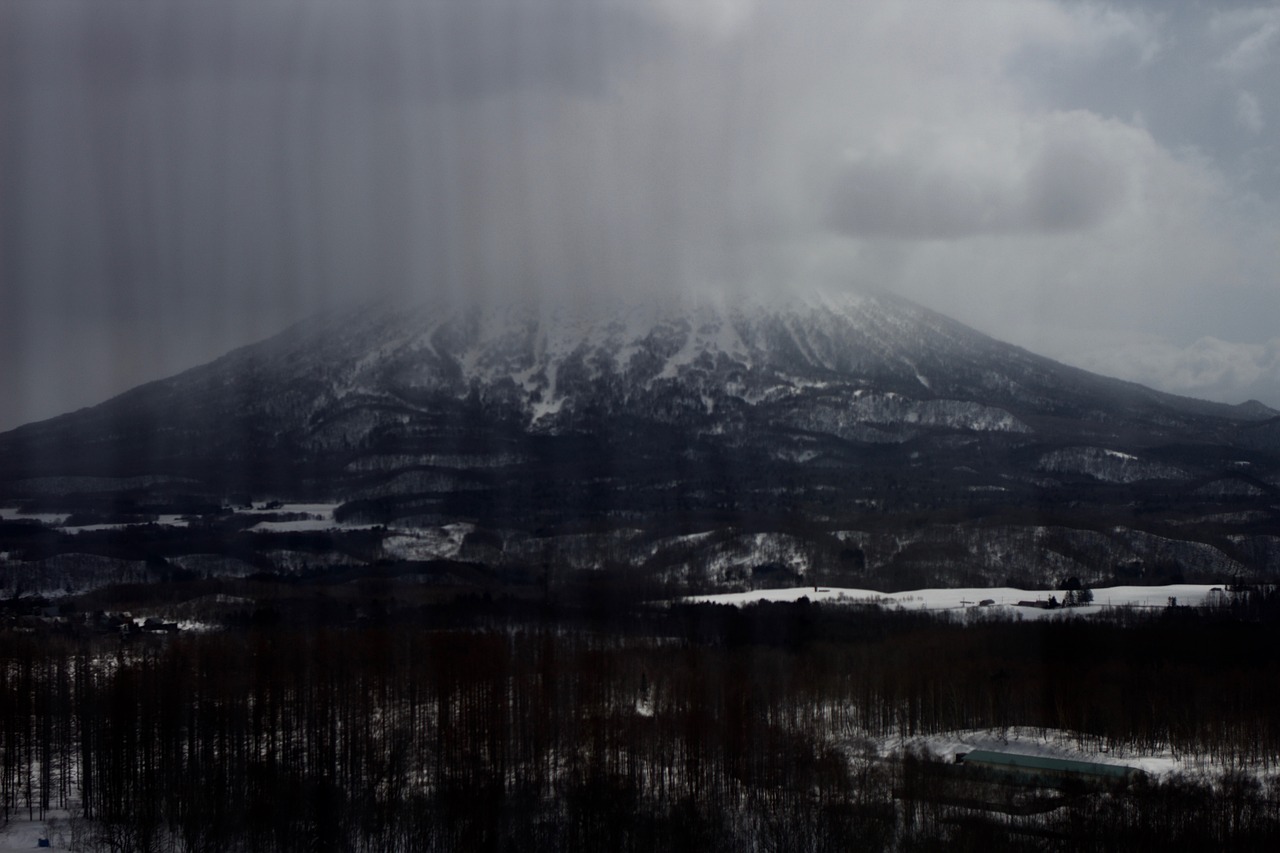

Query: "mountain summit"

xmin=3 ymin=290 xmax=1278 ymax=591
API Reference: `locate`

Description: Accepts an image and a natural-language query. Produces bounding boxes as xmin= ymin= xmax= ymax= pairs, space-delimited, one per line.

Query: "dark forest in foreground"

xmin=4 ymin=590 xmax=1280 ymax=851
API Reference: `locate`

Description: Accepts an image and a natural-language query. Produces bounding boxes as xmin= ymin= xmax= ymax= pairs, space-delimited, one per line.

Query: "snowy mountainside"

xmin=9 ymin=287 xmax=1262 ymax=450
xmin=2 ymin=288 xmax=1279 ymax=593
xmin=53 ymin=286 xmax=1256 ymax=451
xmin=227 ymin=288 xmax=1052 ymax=441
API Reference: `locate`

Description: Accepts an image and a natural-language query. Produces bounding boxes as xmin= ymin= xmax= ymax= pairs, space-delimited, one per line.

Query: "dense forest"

xmin=4 ymin=591 xmax=1280 ymax=851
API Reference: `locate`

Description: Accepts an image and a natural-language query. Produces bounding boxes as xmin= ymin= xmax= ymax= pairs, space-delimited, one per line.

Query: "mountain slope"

xmin=3 ymin=289 xmax=1265 ymax=461
xmin=2 ymin=289 xmax=1278 ymax=592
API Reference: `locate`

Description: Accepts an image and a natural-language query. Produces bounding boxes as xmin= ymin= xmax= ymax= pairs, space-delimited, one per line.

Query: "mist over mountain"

xmin=2 ymin=290 xmax=1279 ymax=593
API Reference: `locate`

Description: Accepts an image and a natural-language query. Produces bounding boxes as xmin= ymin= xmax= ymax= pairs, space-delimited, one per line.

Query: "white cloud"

xmin=1061 ymin=3 xmax=1165 ymax=66
xmin=1068 ymin=335 xmax=1280 ymax=406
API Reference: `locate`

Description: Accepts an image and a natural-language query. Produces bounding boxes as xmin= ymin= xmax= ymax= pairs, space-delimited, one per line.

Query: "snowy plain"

xmin=684 ymin=584 xmax=1228 ymax=617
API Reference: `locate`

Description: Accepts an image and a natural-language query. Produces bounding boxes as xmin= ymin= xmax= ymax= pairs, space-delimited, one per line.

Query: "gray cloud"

xmin=824 ymin=112 xmax=1132 ymax=239
xmin=0 ymin=0 xmax=679 ymax=429
xmin=13 ymin=1 xmax=665 ymax=101
xmin=3 ymin=0 xmax=1280 ymax=430
xmin=1235 ymin=91 xmax=1265 ymax=133
xmin=1213 ymin=7 xmax=1280 ymax=74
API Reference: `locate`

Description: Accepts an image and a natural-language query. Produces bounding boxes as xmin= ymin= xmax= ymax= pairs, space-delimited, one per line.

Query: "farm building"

xmin=956 ymin=750 xmax=1142 ymax=788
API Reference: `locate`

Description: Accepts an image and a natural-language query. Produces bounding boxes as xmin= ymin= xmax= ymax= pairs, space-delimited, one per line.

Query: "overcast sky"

xmin=3 ymin=0 xmax=1279 ymax=431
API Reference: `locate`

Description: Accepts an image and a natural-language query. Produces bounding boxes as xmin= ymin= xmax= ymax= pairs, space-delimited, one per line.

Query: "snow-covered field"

xmin=0 ymin=507 xmax=70 ymax=525
xmin=238 ymin=502 xmax=343 ymax=532
xmin=686 ymin=584 xmax=1227 ymax=617
xmin=0 ymin=813 xmax=75 ymax=852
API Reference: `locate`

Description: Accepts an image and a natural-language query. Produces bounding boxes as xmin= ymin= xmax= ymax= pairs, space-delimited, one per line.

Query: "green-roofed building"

xmin=957 ymin=750 xmax=1143 ymax=789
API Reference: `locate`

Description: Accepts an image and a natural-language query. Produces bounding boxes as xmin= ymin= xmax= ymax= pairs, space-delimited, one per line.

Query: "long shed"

xmin=956 ymin=750 xmax=1142 ymax=788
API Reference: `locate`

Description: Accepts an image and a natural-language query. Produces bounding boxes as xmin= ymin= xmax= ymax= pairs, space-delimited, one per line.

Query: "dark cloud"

xmin=0 ymin=0 xmax=679 ymax=430
xmin=1024 ymin=126 xmax=1132 ymax=230
xmin=17 ymin=1 xmax=665 ymax=101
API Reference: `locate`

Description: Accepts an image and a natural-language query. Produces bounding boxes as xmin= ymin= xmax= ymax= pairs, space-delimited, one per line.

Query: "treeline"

xmin=3 ymin=594 xmax=1280 ymax=850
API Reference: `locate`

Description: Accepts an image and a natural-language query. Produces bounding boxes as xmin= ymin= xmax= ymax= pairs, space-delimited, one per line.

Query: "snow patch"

xmin=382 ymin=524 xmax=475 ymax=561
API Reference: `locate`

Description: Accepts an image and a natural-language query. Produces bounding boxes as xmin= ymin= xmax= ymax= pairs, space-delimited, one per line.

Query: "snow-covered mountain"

xmin=253 ymin=288 xmax=1054 ymax=445
xmin=2 ymin=289 xmax=1278 ymax=592
xmin=12 ymin=287 xmax=1262 ymax=451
